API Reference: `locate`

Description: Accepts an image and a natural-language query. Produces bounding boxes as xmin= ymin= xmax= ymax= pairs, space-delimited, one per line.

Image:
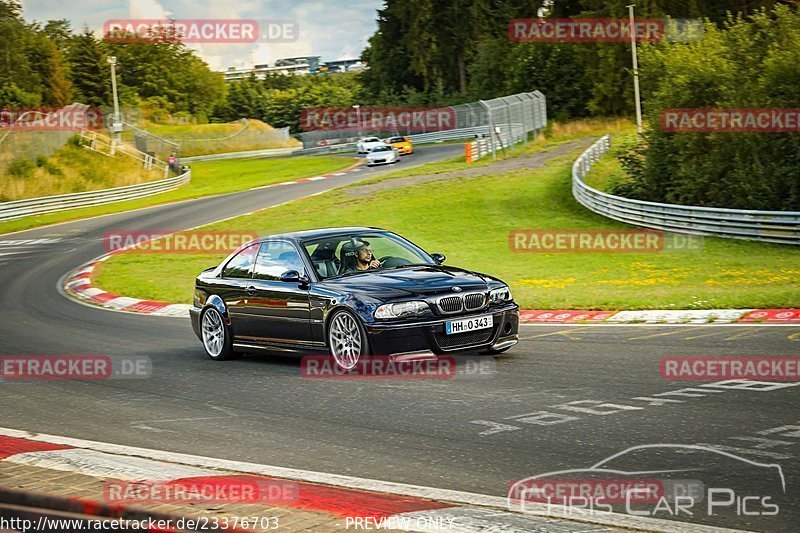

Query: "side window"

xmin=253 ymin=241 xmax=305 ymax=281
xmin=222 ymin=243 xmax=258 ymax=279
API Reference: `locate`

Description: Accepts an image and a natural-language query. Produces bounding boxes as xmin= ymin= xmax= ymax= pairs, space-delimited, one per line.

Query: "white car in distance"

xmin=356 ymin=137 xmax=384 ymax=154
xmin=365 ymin=144 xmax=399 ymax=166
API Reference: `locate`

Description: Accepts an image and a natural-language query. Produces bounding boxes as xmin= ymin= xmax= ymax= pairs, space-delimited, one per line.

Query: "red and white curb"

xmin=520 ymin=308 xmax=800 ymax=324
xmin=0 ymin=428 xmax=737 ymax=532
xmin=249 ymin=160 xmax=364 ymax=191
xmin=64 ymin=254 xmax=192 ymax=317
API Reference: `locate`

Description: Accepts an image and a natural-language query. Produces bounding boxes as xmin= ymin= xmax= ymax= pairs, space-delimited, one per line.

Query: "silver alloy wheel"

xmin=329 ymin=312 xmax=363 ymax=370
xmin=201 ymin=308 xmax=225 ymax=357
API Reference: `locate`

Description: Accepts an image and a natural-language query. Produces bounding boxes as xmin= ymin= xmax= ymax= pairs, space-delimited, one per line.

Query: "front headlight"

xmin=489 ymin=286 xmax=512 ymax=303
xmin=374 ymin=301 xmax=429 ymax=319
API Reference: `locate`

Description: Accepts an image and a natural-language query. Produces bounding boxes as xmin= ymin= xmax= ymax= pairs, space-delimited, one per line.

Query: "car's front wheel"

xmin=201 ymin=307 xmax=240 ymax=360
xmin=327 ymin=309 xmax=369 ymax=371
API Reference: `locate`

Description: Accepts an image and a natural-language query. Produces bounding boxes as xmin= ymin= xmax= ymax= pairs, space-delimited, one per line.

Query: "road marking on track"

xmin=682 ymin=330 xmax=725 ymax=340
xmin=627 ymin=329 xmax=692 ymax=341
xmin=520 ymin=328 xmax=584 ymax=340
xmin=722 ymin=328 xmax=767 ymax=341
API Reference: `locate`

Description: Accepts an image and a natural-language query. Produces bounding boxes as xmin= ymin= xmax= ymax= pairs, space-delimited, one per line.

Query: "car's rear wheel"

xmin=201 ymin=307 xmax=239 ymax=360
xmin=327 ymin=309 xmax=368 ymax=371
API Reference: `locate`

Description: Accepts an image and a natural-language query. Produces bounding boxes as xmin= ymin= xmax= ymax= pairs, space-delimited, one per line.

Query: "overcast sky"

xmin=20 ymin=0 xmax=383 ymax=70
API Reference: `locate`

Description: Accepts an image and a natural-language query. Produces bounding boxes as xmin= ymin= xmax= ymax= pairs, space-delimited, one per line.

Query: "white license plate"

xmin=445 ymin=315 xmax=493 ymax=335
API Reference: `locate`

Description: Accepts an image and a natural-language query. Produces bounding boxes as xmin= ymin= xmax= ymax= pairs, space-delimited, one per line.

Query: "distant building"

xmin=275 ymin=56 xmax=321 ymax=71
xmin=221 ymin=56 xmax=366 ymax=82
xmin=319 ymin=59 xmax=365 ymax=73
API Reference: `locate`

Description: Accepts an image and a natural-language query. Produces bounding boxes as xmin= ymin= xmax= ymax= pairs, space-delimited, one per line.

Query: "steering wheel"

xmin=378 ymin=256 xmax=412 ymax=268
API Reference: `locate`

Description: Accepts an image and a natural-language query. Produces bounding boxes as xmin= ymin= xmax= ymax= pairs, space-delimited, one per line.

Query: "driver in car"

xmin=347 ymin=240 xmax=382 ymax=272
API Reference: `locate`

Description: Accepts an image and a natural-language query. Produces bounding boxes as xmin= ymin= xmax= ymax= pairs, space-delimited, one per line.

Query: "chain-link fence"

xmin=0 ymin=104 xmax=98 ymax=175
xmin=124 ymin=124 xmax=181 ymax=162
xmin=479 ymin=91 xmax=547 ymax=158
xmin=170 ymin=125 xmax=293 ymax=158
xmin=297 ymin=91 xmax=546 ymax=156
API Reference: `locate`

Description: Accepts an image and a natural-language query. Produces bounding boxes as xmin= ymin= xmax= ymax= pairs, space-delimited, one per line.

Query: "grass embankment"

xmin=133 ymin=119 xmax=301 ymax=157
xmin=0 ymin=141 xmax=162 ymax=202
xmin=95 ymin=118 xmax=800 ymax=310
xmin=0 ymin=155 xmax=356 ymax=235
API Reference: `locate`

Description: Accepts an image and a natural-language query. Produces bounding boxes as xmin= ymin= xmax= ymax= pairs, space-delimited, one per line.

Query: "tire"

xmin=200 ymin=307 xmax=240 ymax=360
xmin=327 ymin=309 xmax=370 ymax=371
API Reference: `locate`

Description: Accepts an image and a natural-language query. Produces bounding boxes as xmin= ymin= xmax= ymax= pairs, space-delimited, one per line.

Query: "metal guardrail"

xmin=572 ymin=135 xmax=800 ymax=245
xmin=0 ymin=169 xmax=191 ymax=222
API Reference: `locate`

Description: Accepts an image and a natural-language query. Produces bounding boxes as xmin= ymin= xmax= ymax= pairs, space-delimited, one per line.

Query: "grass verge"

xmin=0 ymin=155 xmax=356 ymax=236
xmin=94 ymin=120 xmax=800 ymax=310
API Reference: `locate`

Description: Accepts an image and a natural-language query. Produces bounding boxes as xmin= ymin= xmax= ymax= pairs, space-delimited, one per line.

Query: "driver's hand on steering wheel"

xmin=368 ymin=258 xmax=382 ymax=269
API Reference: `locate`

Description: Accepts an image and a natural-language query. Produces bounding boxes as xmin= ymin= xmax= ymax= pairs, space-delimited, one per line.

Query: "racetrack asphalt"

xmin=1 ymin=142 xmax=798 ymax=532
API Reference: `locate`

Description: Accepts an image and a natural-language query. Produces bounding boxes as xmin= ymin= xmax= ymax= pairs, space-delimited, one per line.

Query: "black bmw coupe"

xmin=190 ymin=227 xmax=519 ymax=370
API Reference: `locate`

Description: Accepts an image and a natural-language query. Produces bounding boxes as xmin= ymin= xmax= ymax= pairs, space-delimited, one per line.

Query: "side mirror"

xmin=431 ymin=253 xmax=446 ymax=264
xmin=280 ymin=270 xmax=307 ymax=283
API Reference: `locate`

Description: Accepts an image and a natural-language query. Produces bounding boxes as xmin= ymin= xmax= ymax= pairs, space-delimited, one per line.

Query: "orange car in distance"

xmin=385 ymin=136 xmax=413 ymax=155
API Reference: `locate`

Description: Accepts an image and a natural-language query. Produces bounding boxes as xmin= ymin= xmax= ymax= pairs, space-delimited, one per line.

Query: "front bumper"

xmin=364 ymin=304 xmax=519 ymax=356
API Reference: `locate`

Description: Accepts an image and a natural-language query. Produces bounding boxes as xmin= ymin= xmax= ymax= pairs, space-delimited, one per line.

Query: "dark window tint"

xmin=253 ymin=241 xmax=305 ymax=281
xmin=222 ymin=243 xmax=258 ymax=279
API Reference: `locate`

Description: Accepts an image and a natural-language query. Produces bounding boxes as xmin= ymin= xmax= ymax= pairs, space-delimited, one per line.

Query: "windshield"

xmin=363 ymin=137 xmax=380 ymax=142
xmin=370 ymin=145 xmax=391 ymax=152
xmin=302 ymin=232 xmax=434 ymax=279
xmin=389 ymin=137 xmax=404 ymax=143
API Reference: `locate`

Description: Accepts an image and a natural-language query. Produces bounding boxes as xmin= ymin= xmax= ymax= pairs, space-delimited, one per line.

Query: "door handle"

xmin=246 ymin=285 xmax=256 ymax=295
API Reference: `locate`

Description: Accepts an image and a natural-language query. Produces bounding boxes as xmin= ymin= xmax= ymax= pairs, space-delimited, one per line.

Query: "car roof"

xmin=254 ymin=226 xmax=387 ymax=243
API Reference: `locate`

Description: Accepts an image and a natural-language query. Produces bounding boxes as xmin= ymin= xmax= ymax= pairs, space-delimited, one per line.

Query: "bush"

xmin=7 ymin=158 xmax=35 ymax=178
xmin=35 ymin=155 xmax=63 ymax=176
xmin=67 ymin=135 xmax=86 ymax=148
xmin=625 ymin=7 xmax=800 ymax=211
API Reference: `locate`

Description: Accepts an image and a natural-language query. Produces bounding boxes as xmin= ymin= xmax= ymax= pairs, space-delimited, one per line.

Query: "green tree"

xmin=67 ymin=29 xmax=110 ymax=107
xmin=615 ymin=7 xmax=800 ymax=210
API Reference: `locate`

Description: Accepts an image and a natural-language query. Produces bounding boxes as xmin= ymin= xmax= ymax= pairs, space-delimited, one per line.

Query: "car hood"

xmin=317 ymin=264 xmax=495 ymax=300
xmin=367 ymin=151 xmax=391 ymax=158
